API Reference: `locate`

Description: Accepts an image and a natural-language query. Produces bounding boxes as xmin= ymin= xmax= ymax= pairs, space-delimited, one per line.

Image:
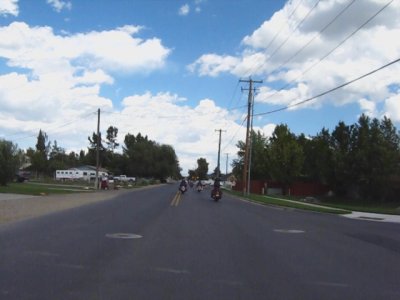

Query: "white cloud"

xmin=179 ymin=4 xmax=190 ymax=16
xmin=113 ymin=92 xmax=242 ymax=173
xmin=0 ymin=22 xmax=176 ymax=163
xmin=188 ymin=0 xmax=400 ymax=120
xmin=261 ymin=123 xmax=276 ymax=138
xmin=0 ymin=0 xmax=18 ymax=16
xmin=0 ymin=22 xmax=171 ymax=75
xmin=384 ymin=94 xmax=400 ymax=123
xmin=358 ymin=98 xmax=377 ymax=118
xmin=188 ymin=54 xmax=240 ymax=77
xmin=47 ymin=0 xmax=72 ymax=12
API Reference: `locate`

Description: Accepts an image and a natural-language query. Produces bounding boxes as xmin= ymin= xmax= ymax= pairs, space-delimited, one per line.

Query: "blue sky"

xmin=0 ymin=0 xmax=400 ymax=175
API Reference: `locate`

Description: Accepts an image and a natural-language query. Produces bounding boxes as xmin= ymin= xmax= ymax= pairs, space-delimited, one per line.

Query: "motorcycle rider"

xmin=196 ymin=179 xmax=203 ymax=191
xmin=179 ymin=178 xmax=188 ymax=193
xmin=211 ymin=177 xmax=222 ymax=198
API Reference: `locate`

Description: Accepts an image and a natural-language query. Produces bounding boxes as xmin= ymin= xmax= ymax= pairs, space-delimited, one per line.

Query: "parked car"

xmin=114 ymin=175 xmax=136 ymax=183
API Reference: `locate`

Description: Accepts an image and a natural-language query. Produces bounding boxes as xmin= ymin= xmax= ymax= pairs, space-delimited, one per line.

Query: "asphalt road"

xmin=1 ymin=184 xmax=400 ymax=300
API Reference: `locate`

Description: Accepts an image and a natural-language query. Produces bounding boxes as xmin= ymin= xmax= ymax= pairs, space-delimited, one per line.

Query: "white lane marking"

xmin=54 ymin=263 xmax=86 ymax=270
xmin=154 ymin=267 xmax=190 ymax=274
xmin=310 ymin=281 xmax=349 ymax=288
xmin=273 ymin=229 xmax=305 ymax=234
xmin=105 ymin=233 xmax=143 ymax=239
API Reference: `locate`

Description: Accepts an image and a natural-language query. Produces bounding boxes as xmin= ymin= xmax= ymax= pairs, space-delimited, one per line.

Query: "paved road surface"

xmin=1 ymin=184 xmax=400 ymax=299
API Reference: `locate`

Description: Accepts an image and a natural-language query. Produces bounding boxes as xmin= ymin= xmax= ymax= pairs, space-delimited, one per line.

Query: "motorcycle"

xmin=211 ymin=187 xmax=222 ymax=201
xmin=179 ymin=185 xmax=186 ymax=194
xmin=196 ymin=184 xmax=203 ymax=192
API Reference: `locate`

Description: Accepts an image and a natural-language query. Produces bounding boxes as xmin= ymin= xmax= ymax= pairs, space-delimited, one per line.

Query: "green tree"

xmin=231 ymin=130 xmax=270 ymax=180
xmin=350 ymin=115 xmax=400 ymax=200
xmin=266 ymin=124 xmax=304 ymax=194
xmin=31 ymin=130 xmax=50 ymax=177
xmin=299 ymin=129 xmax=334 ymax=184
xmin=123 ymin=133 xmax=180 ymax=179
xmin=106 ymin=126 xmax=119 ymax=152
xmin=0 ymin=139 xmax=19 ymax=185
xmin=196 ymin=158 xmax=209 ymax=180
xmin=330 ymin=121 xmax=354 ymax=196
xmin=87 ymin=132 xmax=106 ymax=167
xmin=249 ymin=130 xmax=269 ymax=180
xmin=231 ymin=140 xmax=245 ymax=180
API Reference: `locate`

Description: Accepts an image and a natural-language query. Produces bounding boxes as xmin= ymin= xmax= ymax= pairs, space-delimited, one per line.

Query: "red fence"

xmin=233 ymin=180 xmax=330 ymax=196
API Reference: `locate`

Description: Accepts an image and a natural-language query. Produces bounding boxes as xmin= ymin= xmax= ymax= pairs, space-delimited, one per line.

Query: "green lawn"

xmin=226 ymin=190 xmax=400 ymax=215
xmin=0 ymin=182 xmax=92 ymax=195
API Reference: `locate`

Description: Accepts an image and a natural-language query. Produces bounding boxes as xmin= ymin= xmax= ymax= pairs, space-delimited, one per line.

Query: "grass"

xmin=233 ymin=192 xmax=350 ymax=214
xmin=225 ymin=189 xmax=400 ymax=215
xmin=0 ymin=182 xmax=89 ymax=195
xmin=263 ymin=194 xmax=400 ymax=215
xmin=0 ymin=178 xmax=162 ymax=196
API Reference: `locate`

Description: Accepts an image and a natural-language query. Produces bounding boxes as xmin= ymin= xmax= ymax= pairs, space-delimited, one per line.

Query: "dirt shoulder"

xmin=0 ymin=188 xmax=135 ymax=226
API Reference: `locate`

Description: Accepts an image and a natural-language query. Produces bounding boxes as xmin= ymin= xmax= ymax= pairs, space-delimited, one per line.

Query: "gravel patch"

xmin=0 ymin=189 xmax=133 ymax=225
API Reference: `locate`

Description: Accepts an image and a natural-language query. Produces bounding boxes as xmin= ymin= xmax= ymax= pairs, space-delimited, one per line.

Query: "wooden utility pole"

xmin=215 ymin=129 xmax=226 ymax=178
xmin=95 ymin=108 xmax=100 ymax=190
xmin=240 ymin=78 xmax=262 ymax=196
xmin=225 ymin=153 xmax=229 ymax=176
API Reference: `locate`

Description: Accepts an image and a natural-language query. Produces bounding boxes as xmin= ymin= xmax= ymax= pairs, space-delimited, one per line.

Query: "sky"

xmin=0 ymin=0 xmax=399 ymax=176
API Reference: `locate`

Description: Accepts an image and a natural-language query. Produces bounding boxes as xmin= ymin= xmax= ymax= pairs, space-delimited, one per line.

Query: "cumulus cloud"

xmin=0 ymin=21 xmax=170 ymax=122
xmin=188 ymin=54 xmax=240 ymax=77
xmin=179 ymin=4 xmax=190 ymax=16
xmin=47 ymin=0 xmax=72 ymax=12
xmin=188 ymin=0 xmax=400 ymax=118
xmin=0 ymin=0 xmax=18 ymax=16
xmin=384 ymin=94 xmax=400 ymax=123
xmin=0 ymin=22 xmax=174 ymax=159
xmin=0 ymin=22 xmax=170 ymax=75
xmin=109 ymin=92 xmax=243 ymax=173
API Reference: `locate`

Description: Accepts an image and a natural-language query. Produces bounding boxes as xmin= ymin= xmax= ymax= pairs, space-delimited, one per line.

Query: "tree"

xmin=87 ymin=132 xmax=106 ymax=167
xmin=298 ymin=129 xmax=334 ymax=184
xmin=350 ymin=115 xmax=400 ymax=200
xmin=330 ymin=121 xmax=354 ymax=196
xmin=31 ymin=130 xmax=50 ymax=177
xmin=231 ymin=130 xmax=270 ymax=181
xmin=106 ymin=126 xmax=119 ymax=152
xmin=123 ymin=133 xmax=181 ymax=179
xmin=196 ymin=158 xmax=209 ymax=179
xmin=48 ymin=140 xmax=67 ymax=173
xmin=0 ymin=139 xmax=19 ymax=185
xmin=266 ymin=124 xmax=304 ymax=194
xmin=232 ymin=140 xmax=246 ymax=180
xmin=249 ymin=130 xmax=269 ymax=180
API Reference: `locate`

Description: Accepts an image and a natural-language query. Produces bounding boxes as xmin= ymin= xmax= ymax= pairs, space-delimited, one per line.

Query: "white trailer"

xmin=55 ymin=169 xmax=108 ymax=181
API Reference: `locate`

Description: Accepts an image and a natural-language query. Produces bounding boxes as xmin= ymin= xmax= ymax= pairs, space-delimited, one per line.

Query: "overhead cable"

xmin=262 ymin=0 xmax=394 ymax=102
xmin=253 ymin=57 xmax=400 ymax=117
xmin=8 ymin=110 xmax=97 ymax=142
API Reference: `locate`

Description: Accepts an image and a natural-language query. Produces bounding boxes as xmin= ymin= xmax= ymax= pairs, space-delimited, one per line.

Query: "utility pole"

xmin=240 ymin=78 xmax=262 ymax=196
xmin=225 ymin=153 xmax=229 ymax=176
xmin=95 ymin=108 xmax=100 ymax=190
xmin=215 ymin=129 xmax=226 ymax=178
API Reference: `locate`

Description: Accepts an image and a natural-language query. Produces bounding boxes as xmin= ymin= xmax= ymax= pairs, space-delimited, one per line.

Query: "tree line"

xmin=232 ymin=114 xmax=400 ymax=202
xmin=0 ymin=126 xmax=182 ymax=185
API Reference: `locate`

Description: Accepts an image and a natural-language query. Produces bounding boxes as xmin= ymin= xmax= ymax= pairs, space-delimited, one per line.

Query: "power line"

xmin=253 ymin=57 xmax=400 ymax=117
xmin=221 ymin=116 xmax=247 ymax=152
xmin=261 ymin=0 xmax=394 ymax=102
xmin=268 ymin=0 xmax=321 ymax=62
xmin=7 ymin=110 xmax=97 ymax=142
xmin=249 ymin=0 xmax=321 ymax=76
xmin=245 ymin=0 xmax=305 ymax=76
xmin=273 ymin=0 xmax=357 ymax=75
